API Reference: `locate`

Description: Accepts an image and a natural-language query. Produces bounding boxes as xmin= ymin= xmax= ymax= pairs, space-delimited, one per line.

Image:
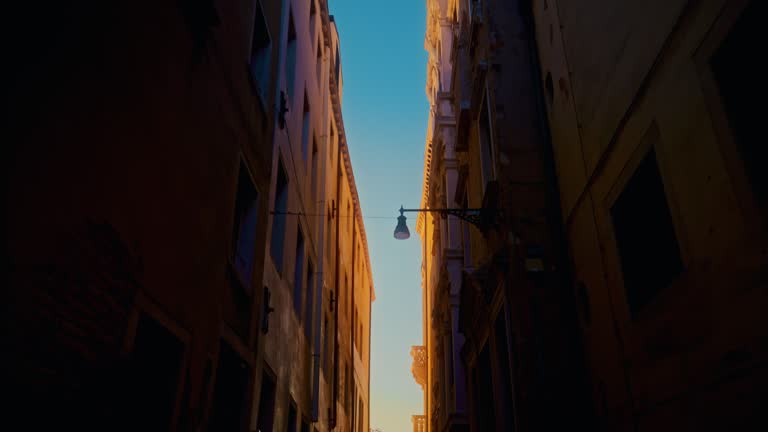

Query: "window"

xmin=611 ymin=148 xmax=683 ymax=317
xmin=358 ymin=321 xmax=363 ymax=355
xmin=357 ymin=397 xmax=364 ymax=432
xmin=316 ymin=39 xmax=323 ymax=88
xmin=334 ymin=43 xmax=341 ymax=83
xmin=270 ymin=160 xmax=289 ymax=273
xmin=233 ymin=161 xmax=260 ymax=284
xmin=330 ymin=122 xmax=337 ymax=166
xmin=123 ymin=314 xmax=184 ymax=430
xmin=310 ymin=139 xmax=318 ymax=204
xmin=343 ymin=272 xmax=348 ymax=317
xmin=293 ymin=227 xmax=305 ymax=316
xmin=287 ymin=400 xmax=297 ymax=432
xmin=478 ymin=90 xmax=496 ymax=194
xmin=250 ymin=1 xmax=272 ymax=102
xmin=286 ymin=10 xmax=297 ymax=102
xmin=347 ymin=201 xmax=352 ymax=233
xmin=304 ymin=261 xmax=314 ymax=338
xmin=711 ymin=0 xmax=765 ymax=204
xmin=256 ymin=369 xmax=277 ymax=432
xmin=323 ymin=315 xmax=331 ymax=376
xmin=351 ymin=384 xmax=357 ymax=430
xmin=345 ymin=363 xmax=353 ymax=413
xmin=301 ymin=92 xmax=311 ymax=163
xmin=338 ymin=360 xmax=345 ymax=399
xmin=309 ymin=0 xmax=317 ymax=40
xmin=326 ymin=202 xmax=333 ymax=257
xmin=209 ymin=341 xmax=250 ymax=431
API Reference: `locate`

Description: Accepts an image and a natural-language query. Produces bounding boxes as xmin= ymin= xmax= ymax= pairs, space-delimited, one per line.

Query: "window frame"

xmin=231 ymin=158 xmax=261 ymax=292
xmin=604 ymin=124 xmax=687 ymax=320
xmin=248 ymin=0 xmax=273 ymax=110
xmin=477 ymin=86 xmax=497 ymax=196
xmin=285 ymin=8 xmax=298 ymax=105
xmin=270 ymin=156 xmax=290 ymax=274
xmin=121 ymin=293 xmax=191 ymax=432
xmin=693 ymin=0 xmax=766 ymax=241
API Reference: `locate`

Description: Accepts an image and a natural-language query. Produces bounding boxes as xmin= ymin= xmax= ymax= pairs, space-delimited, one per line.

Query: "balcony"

xmin=410 ymin=345 xmax=427 ymax=388
xmin=412 ymin=415 xmax=426 ymax=432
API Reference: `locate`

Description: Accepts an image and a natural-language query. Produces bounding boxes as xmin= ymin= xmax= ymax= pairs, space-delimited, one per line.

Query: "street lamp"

xmin=393 ymin=205 xmax=493 ymax=240
xmin=394 ymin=206 xmax=411 ymax=240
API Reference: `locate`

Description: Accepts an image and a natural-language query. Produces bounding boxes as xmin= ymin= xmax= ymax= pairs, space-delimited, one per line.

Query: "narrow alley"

xmin=5 ymin=1 xmax=766 ymax=432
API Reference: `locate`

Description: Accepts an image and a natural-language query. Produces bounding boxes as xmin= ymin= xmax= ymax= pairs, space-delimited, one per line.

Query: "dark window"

xmin=494 ymin=312 xmax=516 ymax=431
xmin=250 ymin=0 xmax=272 ymax=101
xmin=479 ymin=91 xmax=495 ymax=194
xmin=329 ymin=123 xmax=336 ymax=165
xmin=343 ymin=272 xmax=348 ymax=317
xmin=310 ymin=139 xmax=319 ymax=200
xmin=286 ymin=11 xmax=297 ymax=102
xmin=611 ymin=148 xmax=683 ymax=316
xmin=233 ymin=161 xmax=260 ymax=284
xmin=323 ymin=315 xmax=330 ymax=376
xmin=256 ymin=369 xmax=277 ymax=432
xmin=359 ymin=322 xmax=364 ymax=357
xmin=270 ymin=161 xmax=289 ymax=273
xmin=293 ymin=227 xmax=305 ymax=316
xmin=334 ymin=44 xmax=341 ymax=83
xmin=304 ymin=261 xmax=314 ymax=338
xmin=301 ymin=93 xmax=311 ymax=163
xmin=309 ymin=0 xmax=317 ymax=39
xmin=357 ymin=397 xmax=364 ymax=432
xmin=209 ymin=341 xmax=250 ymax=431
xmin=326 ymin=202 xmax=334 ymax=257
xmin=711 ymin=0 xmax=766 ymax=204
xmin=316 ymin=39 xmax=323 ymax=87
xmin=124 ymin=314 xmax=184 ymax=430
xmin=287 ymin=401 xmax=297 ymax=432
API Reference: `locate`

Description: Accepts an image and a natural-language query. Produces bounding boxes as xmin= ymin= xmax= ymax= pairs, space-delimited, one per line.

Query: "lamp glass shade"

xmin=394 ymin=214 xmax=410 ymax=240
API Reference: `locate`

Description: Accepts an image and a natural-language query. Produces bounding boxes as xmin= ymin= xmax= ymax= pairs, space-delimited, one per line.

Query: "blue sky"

xmin=329 ymin=1 xmax=428 ymax=430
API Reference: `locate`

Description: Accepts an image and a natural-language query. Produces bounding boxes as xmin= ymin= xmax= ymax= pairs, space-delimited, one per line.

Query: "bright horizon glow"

xmin=329 ymin=1 xmax=428 ymax=431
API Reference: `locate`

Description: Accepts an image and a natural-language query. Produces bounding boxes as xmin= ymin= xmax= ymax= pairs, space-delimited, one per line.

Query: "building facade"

xmin=6 ymin=0 xmax=280 ymax=429
xmin=413 ymin=0 xmax=592 ymax=431
xmin=255 ymin=2 xmax=373 ymax=432
xmin=532 ymin=0 xmax=767 ymax=430
xmin=416 ymin=0 xmax=767 ymax=431
xmin=6 ymin=1 xmax=373 ymax=431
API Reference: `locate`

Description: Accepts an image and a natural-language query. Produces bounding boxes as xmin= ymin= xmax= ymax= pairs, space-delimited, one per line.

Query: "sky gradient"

xmin=329 ymin=1 xmax=428 ymax=431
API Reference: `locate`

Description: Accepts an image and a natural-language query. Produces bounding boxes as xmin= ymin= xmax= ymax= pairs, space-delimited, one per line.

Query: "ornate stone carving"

xmin=411 ymin=345 xmax=427 ymax=388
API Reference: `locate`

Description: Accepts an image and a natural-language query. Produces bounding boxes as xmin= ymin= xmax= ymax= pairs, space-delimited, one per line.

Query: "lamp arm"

xmin=400 ymin=207 xmax=491 ymax=229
